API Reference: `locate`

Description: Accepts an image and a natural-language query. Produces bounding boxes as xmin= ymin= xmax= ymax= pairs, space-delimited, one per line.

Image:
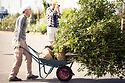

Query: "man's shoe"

xmin=9 ymin=77 xmax=22 ymax=81
xmin=27 ymin=75 xmax=38 ymax=80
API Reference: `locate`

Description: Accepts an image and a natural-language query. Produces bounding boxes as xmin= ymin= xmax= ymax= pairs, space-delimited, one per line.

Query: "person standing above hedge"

xmin=47 ymin=0 xmax=61 ymax=46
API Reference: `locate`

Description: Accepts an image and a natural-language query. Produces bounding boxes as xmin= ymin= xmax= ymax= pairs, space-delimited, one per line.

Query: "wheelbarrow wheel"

xmin=56 ymin=66 xmax=73 ymax=81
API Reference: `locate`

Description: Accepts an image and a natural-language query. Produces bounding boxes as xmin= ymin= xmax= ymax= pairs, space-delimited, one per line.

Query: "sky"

xmin=0 ymin=0 xmax=79 ymax=14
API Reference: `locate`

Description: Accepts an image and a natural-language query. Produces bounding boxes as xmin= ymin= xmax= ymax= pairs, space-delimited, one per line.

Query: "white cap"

xmin=22 ymin=5 xmax=31 ymax=13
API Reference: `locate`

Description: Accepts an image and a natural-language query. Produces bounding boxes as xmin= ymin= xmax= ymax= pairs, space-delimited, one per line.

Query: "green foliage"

xmin=59 ymin=9 xmax=74 ymax=27
xmin=30 ymin=9 xmax=44 ymax=25
xmin=27 ymin=17 xmax=47 ymax=34
xmin=54 ymin=0 xmax=125 ymax=78
xmin=42 ymin=0 xmax=50 ymax=14
xmin=115 ymin=0 xmax=124 ymax=13
xmin=0 ymin=13 xmax=20 ymax=31
xmin=30 ymin=13 xmax=37 ymax=24
xmin=0 ymin=11 xmax=47 ymax=33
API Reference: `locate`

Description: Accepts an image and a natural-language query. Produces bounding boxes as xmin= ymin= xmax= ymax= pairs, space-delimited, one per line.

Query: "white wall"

xmin=0 ymin=0 xmax=79 ymax=14
xmin=0 ymin=0 xmax=43 ymax=14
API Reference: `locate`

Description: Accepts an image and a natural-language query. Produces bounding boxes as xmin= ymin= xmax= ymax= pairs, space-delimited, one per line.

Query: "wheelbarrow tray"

xmin=39 ymin=58 xmax=69 ymax=67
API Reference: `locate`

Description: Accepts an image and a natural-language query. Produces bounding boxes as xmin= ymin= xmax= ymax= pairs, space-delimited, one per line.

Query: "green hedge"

xmin=54 ymin=0 xmax=125 ymax=78
xmin=27 ymin=16 xmax=47 ymax=34
xmin=0 ymin=8 xmax=73 ymax=34
xmin=0 ymin=13 xmax=20 ymax=31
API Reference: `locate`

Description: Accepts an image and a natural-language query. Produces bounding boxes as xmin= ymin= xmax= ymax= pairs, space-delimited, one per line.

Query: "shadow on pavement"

xmin=22 ymin=78 xmax=125 ymax=83
xmin=3 ymin=53 xmax=13 ymax=55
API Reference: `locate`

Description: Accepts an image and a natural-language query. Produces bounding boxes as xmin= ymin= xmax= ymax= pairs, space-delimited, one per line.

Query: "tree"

xmin=54 ymin=0 xmax=125 ymax=78
xmin=42 ymin=0 xmax=50 ymax=14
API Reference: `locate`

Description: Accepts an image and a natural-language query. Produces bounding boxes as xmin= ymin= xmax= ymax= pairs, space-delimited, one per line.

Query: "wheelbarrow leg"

xmin=38 ymin=63 xmax=54 ymax=79
xmin=69 ymin=62 xmax=73 ymax=68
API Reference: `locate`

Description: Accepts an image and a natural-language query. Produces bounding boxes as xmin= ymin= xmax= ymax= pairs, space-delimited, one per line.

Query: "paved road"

xmin=0 ymin=31 xmax=125 ymax=83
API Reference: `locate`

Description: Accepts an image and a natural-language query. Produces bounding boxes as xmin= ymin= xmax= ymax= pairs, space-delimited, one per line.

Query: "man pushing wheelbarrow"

xmin=8 ymin=6 xmax=38 ymax=81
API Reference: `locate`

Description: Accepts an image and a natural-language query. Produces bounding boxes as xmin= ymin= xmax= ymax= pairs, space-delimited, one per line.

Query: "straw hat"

xmin=53 ymin=0 xmax=58 ymax=4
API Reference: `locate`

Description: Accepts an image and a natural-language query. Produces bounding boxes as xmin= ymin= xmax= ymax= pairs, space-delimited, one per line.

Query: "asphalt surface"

xmin=0 ymin=31 xmax=125 ymax=83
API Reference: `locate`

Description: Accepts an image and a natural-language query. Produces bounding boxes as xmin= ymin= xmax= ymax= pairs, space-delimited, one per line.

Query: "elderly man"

xmin=47 ymin=0 xmax=61 ymax=46
xmin=8 ymin=6 xmax=38 ymax=81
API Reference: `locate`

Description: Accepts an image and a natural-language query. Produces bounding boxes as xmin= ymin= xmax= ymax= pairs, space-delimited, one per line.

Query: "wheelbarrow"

xmin=20 ymin=45 xmax=74 ymax=81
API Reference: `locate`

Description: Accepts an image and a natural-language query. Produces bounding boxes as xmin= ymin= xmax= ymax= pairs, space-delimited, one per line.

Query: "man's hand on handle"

xmin=15 ymin=41 xmax=21 ymax=48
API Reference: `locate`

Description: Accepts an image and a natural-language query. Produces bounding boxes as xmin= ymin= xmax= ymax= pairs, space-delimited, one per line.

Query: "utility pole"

xmin=20 ymin=0 xmax=22 ymax=8
xmin=0 ymin=0 xmax=1 ymax=8
xmin=121 ymin=1 xmax=125 ymax=32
